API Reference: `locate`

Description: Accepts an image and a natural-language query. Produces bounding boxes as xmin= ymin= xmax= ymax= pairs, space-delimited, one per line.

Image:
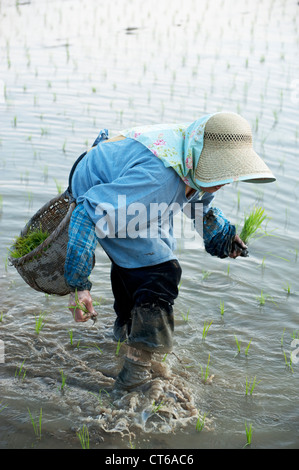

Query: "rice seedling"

xmin=181 ymin=308 xmax=190 ymax=322
xmin=115 ymin=338 xmax=127 ymax=356
xmin=88 ymin=388 xmax=111 ymax=407
xmin=239 ymin=206 xmax=268 ymax=245
xmin=256 ymin=290 xmax=267 ymax=305
xmin=80 ymin=343 xmax=102 ymax=354
xmin=162 ymin=353 xmax=168 ymax=362
xmin=244 ymin=422 xmax=253 ymax=448
xmin=202 ymin=270 xmax=211 ymax=280
xmin=291 ymin=330 xmax=299 ymax=340
xmin=34 ymin=311 xmax=47 ymax=335
xmin=9 ymin=227 xmax=50 ymax=259
xmin=283 ymin=350 xmax=294 ymax=373
xmin=245 ymin=339 xmax=252 ymax=357
xmin=28 ymin=407 xmax=42 ymax=440
xmin=128 ymin=433 xmax=136 ymax=449
xmin=0 ymin=311 xmax=3 ymax=322
xmin=77 ymin=425 xmax=90 ymax=449
xmin=283 ymin=283 xmax=292 ymax=294
xmin=59 ymin=369 xmax=67 ymax=391
xmin=195 ymin=410 xmax=208 ymax=432
xmin=199 ymin=354 xmax=211 ymax=383
xmin=202 ymin=320 xmax=213 ymax=340
xmin=152 ymin=400 xmax=164 ymax=413
xmin=92 ymin=297 xmax=103 ymax=307
xmin=15 ymin=359 xmax=27 ymax=380
xmin=234 ymin=335 xmax=241 ymax=354
xmin=245 ymin=376 xmax=261 ymax=396
xmin=219 ymin=300 xmax=225 ymax=316
xmin=54 ymin=178 xmax=63 ymax=194
xmin=68 ymin=329 xmax=75 ymax=346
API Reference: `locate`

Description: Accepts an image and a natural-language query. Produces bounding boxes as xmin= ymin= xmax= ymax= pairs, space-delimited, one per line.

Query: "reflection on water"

xmin=0 ymin=0 xmax=299 ymax=449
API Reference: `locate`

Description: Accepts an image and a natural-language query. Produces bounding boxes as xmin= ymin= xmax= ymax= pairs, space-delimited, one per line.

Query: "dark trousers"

xmin=110 ymin=259 xmax=182 ymax=350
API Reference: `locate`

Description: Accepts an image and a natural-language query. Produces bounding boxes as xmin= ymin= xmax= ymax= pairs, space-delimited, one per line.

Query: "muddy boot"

xmin=113 ymin=317 xmax=128 ymax=342
xmin=115 ymin=348 xmax=152 ymax=390
xmin=128 ymin=303 xmax=174 ymax=353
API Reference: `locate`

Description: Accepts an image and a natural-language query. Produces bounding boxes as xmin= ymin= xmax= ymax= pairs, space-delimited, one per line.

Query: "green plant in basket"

xmin=9 ymin=227 xmax=50 ymax=259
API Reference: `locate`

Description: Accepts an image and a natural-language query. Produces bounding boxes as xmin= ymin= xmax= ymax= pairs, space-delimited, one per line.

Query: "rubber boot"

xmin=113 ymin=317 xmax=128 ymax=342
xmin=128 ymin=303 xmax=174 ymax=353
xmin=114 ymin=348 xmax=152 ymax=390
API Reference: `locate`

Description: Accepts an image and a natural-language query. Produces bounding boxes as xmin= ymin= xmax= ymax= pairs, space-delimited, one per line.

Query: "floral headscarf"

xmin=120 ymin=113 xmax=213 ymax=190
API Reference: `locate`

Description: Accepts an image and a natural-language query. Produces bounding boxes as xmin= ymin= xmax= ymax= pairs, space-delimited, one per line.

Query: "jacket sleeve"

xmin=183 ymin=193 xmax=236 ymax=258
xmin=64 ymin=203 xmax=98 ymax=291
xmin=203 ymin=207 xmax=236 ymax=258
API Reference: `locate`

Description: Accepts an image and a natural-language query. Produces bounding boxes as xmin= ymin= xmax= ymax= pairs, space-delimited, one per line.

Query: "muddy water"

xmin=0 ymin=0 xmax=298 ymax=450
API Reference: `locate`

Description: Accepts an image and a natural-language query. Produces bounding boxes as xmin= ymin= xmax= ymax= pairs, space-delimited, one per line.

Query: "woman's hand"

xmin=68 ymin=290 xmax=97 ymax=322
xmin=229 ymin=235 xmax=248 ymax=258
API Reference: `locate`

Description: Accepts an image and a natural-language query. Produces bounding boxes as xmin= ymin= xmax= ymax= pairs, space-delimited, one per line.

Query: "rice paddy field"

xmin=0 ymin=0 xmax=298 ymax=450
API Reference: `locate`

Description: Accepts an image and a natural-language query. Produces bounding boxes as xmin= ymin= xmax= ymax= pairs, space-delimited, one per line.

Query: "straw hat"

xmin=195 ymin=112 xmax=276 ymax=187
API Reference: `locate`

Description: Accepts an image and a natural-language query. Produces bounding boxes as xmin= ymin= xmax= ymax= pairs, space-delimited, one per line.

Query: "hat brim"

xmin=195 ymin=146 xmax=276 ymax=187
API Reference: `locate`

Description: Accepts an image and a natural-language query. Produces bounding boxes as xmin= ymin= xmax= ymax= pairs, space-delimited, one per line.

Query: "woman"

xmin=65 ymin=112 xmax=275 ymax=389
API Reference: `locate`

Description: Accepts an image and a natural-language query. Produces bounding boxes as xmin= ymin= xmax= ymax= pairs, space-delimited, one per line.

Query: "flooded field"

xmin=0 ymin=0 xmax=298 ymax=450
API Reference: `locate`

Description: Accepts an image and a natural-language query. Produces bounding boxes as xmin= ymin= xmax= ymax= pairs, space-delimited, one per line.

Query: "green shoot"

xmin=9 ymin=227 xmax=50 ymax=259
xmin=77 ymin=425 xmax=90 ymax=449
xmin=244 ymin=422 xmax=253 ymax=447
xmin=115 ymin=338 xmax=127 ymax=356
xmin=256 ymin=290 xmax=273 ymax=305
xmin=245 ymin=376 xmax=261 ymax=396
xmin=234 ymin=335 xmax=241 ymax=354
xmin=202 ymin=270 xmax=211 ymax=280
xmin=28 ymin=407 xmax=42 ymax=440
xmin=283 ymin=283 xmax=292 ymax=294
xmin=59 ymin=369 xmax=67 ymax=391
xmin=15 ymin=359 xmax=27 ymax=380
xmin=68 ymin=329 xmax=74 ymax=346
xmin=245 ymin=339 xmax=252 ymax=357
xmin=219 ymin=300 xmax=225 ymax=316
xmin=202 ymin=320 xmax=213 ymax=340
xmin=152 ymin=400 xmax=164 ymax=413
xmin=79 ymin=343 xmax=102 ymax=354
xmin=34 ymin=311 xmax=47 ymax=334
xmin=128 ymin=434 xmax=136 ymax=449
xmin=200 ymin=354 xmax=211 ymax=383
xmin=283 ymin=350 xmax=294 ymax=373
xmin=181 ymin=308 xmax=190 ymax=322
xmin=54 ymin=178 xmax=63 ymax=194
xmin=291 ymin=330 xmax=299 ymax=340
xmin=88 ymin=389 xmax=111 ymax=407
xmin=239 ymin=206 xmax=268 ymax=245
xmin=195 ymin=410 xmax=208 ymax=432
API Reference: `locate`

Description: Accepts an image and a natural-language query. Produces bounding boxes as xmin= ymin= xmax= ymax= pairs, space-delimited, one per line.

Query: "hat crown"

xmin=204 ymin=113 xmax=252 ymax=146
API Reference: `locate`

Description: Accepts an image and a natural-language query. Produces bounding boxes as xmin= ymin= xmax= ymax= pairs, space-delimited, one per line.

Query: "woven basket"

xmin=10 ymin=191 xmax=76 ymax=296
